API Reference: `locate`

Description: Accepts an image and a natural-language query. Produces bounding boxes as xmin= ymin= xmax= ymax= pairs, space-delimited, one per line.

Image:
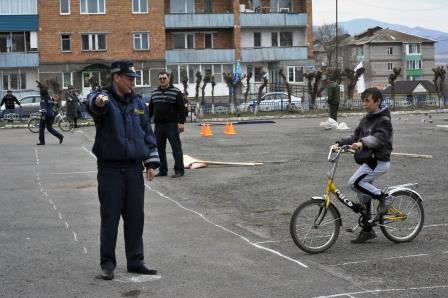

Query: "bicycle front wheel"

xmin=290 ymin=200 xmax=341 ymax=254
xmin=380 ymin=191 xmax=424 ymax=243
xmin=58 ymin=116 xmax=74 ymax=132
xmin=28 ymin=118 xmax=40 ymax=133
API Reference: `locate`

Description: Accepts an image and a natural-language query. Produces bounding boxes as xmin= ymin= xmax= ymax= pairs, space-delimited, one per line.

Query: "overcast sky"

xmin=312 ymin=0 xmax=448 ymax=32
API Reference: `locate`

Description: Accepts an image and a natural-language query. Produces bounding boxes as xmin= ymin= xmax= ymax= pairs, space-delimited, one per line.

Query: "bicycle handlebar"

xmin=328 ymin=144 xmax=352 ymax=162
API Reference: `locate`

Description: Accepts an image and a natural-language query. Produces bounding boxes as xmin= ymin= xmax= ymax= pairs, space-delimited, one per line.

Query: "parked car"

xmin=139 ymin=88 xmax=155 ymax=105
xmin=237 ymin=92 xmax=302 ymax=112
xmin=1 ymin=95 xmax=66 ymax=117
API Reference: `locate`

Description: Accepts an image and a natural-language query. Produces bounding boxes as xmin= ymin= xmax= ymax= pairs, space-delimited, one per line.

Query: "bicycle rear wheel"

xmin=58 ymin=116 xmax=74 ymax=132
xmin=290 ymin=200 xmax=341 ymax=254
xmin=380 ymin=191 xmax=424 ymax=243
xmin=28 ymin=118 xmax=40 ymax=133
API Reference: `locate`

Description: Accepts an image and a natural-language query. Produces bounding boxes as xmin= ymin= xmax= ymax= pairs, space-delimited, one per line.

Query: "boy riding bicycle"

xmin=332 ymin=87 xmax=394 ymax=243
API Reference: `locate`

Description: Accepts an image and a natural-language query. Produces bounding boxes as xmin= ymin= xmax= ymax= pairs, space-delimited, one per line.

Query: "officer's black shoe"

xmin=36 ymin=143 xmax=45 ymax=146
xmin=350 ymin=230 xmax=377 ymax=244
xmin=59 ymin=136 xmax=64 ymax=144
xmin=155 ymin=172 xmax=167 ymax=177
xmin=100 ymin=269 xmax=114 ymax=280
xmin=171 ymin=172 xmax=184 ymax=178
xmin=127 ymin=265 xmax=158 ymax=275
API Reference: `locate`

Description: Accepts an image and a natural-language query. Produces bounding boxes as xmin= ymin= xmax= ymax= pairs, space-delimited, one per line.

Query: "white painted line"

xmin=384 ymin=253 xmax=429 ymax=260
xmin=253 ymin=239 xmax=290 ymax=245
xmin=83 ymin=247 xmax=88 ymax=254
xmin=115 ymin=275 xmax=162 ymax=283
xmin=73 ymin=231 xmax=78 ymax=242
xmin=40 ymin=188 xmax=44 ymax=193
xmin=424 ymin=223 xmax=448 ymax=228
xmin=47 ymin=170 xmax=97 ymax=175
xmin=43 ymin=192 xmax=48 ymax=197
xmin=328 ymin=261 xmax=368 ymax=267
xmin=65 ymin=222 xmax=69 ymax=229
xmin=53 ymin=205 xmax=57 ymax=210
xmin=315 ymin=285 xmax=448 ymax=298
xmin=82 ymin=146 xmax=97 ymax=159
xmin=49 ymin=199 xmax=53 ymax=205
xmin=146 ymin=185 xmax=308 ymax=269
xmin=58 ymin=213 xmax=62 ymax=220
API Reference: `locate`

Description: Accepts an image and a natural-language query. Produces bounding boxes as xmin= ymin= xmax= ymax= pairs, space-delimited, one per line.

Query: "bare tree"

xmin=210 ymin=75 xmax=216 ymax=114
xmin=304 ymin=71 xmax=323 ymax=110
xmin=243 ymin=71 xmax=253 ymax=108
xmin=255 ymin=72 xmax=268 ymax=115
xmin=314 ymin=23 xmax=348 ymax=68
xmin=278 ymin=69 xmax=294 ymax=111
xmin=433 ymin=66 xmax=446 ymax=100
xmin=201 ymin=73 xmax=210 ymax=114
xmin=388 ymin=67 xmax=402 ymax=107
xmin=195 ymin=71 xmax=203 ymax=118
xmin=344 ymin=66 xmax=365 ymax=108
xmin=223 ymin=72 xmax=243 ymax=114
xmin=180 ymin=68 xmax=189 ymax=98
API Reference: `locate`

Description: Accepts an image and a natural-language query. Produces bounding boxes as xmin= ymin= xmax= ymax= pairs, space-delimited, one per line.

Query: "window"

xmin=132 ymin=0 xmax=148 ymax=13
xmin=387 ymin=62 xmax=393 ymax=70
xmin=80 ymin=0 xmax=105 ymax=14
xmin=170 ymin=0 xmax=194 ymax=13
xmin=204 ymin=0 xmax=212 ymax=12
xmin=11 ymin=33 xmax=25 ymax=52
xmin=81 ymin=33 xmax=106 ymax=51
xmin=213 ymin=64 xmax=222 ymax=83
xmin=271 ymin=0 xmax=292 ymax=12
xmin=254 ymin=67 xmax=262 ymax=82
xmin=280 ymin=32 xmax=293 ymax=47
xmin=0 ymin=0 xmax=37 ymax=14
xmin=204 ymin=33 xmax=213 ymax=49
xmin=61 ymin=34 xmax=71 ymax=52
xmin=287 ymin=66 xmax=304 ymax=83
xmin=0 ymin=32 xmax=33 ymax=53
xmin=173 ymin=33 xmax=194 ymax=49
xmin=407 ymin=43 xmax=421 ymax=54
xmin=135 ymin=70 xmax=150 ymax=86
xmin=2 ymin=73 xmax=26 ymax=90
xmin=271 ymin=32 xmax=278 ymax=47
xmin=254 ymin=32 xmax=261 ymax=48
xmin=60 ymin=0 xmax=70 ymax=14
xmin=133 ymin=33 xmax=149 ymax=50
xmin=407 ymin=60 xmax=422 ymax=70
xmin=167 ymin=65 xmax=179 ymax=84
xmin=387 ymin=47 xmax=393 ymax=55
xmin=63 ymin=72 xmax=72 ymax=88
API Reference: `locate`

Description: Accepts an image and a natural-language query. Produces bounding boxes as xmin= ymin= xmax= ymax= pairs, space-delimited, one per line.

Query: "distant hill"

xmin=337 ymin=18 xmax=448 ymax=55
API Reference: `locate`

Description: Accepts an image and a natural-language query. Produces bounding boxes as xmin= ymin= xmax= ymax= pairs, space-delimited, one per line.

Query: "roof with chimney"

xmin=341 ymin=27 xmax=436 ymax=46
xmin=383 ymin=80 xmax=436 ymax=94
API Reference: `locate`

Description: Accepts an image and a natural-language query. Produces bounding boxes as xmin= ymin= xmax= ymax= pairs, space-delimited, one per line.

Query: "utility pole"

xmin=335 ymin=0 xmax=338 ymax=70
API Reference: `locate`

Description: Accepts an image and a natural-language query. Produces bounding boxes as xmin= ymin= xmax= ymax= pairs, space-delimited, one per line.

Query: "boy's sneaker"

xmin=350 ymin=230 xmax=377 ymax=244
xmin=377 ymin=194 xmax=394 ymax=216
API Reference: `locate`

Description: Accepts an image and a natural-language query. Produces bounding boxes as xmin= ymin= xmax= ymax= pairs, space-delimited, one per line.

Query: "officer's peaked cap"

xmin=110 ymin=60 xmax=140 ymax=77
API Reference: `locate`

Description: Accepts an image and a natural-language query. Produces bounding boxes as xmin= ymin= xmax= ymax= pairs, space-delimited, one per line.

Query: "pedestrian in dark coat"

xmin=326 ymin=77 xmax=340 ymax=121
xmin=87 ymin=60 xmax=160 ymax=281
xmin=36 ymin=86 xmax=64 ymax=145
xmin=65 ymin=85 xmax=80 ymax=127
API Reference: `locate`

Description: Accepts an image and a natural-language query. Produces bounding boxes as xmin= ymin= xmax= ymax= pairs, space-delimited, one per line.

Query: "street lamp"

xmin=335 ymin=0 xmax=338 ymax=70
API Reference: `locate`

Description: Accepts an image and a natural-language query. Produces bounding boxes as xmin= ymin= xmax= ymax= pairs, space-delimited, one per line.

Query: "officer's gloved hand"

xmin=95 ymin=94 xmax=109 ymax=108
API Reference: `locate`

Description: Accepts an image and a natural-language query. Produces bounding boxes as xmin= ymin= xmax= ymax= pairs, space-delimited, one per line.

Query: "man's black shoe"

xmin=36 ymin=143 xmax=45 ymax=146
xmin=350 ymin=230 xmax=377 ymax=244
xmin=171 ymin=172 xmax=184 ymax=178
xmin=100 ymin=269 xmax=114 ymax=280
xmin=59 ymin=136 xmax=64 ymax=144
xmin=127 ymin=265 xmax=158 ymax=275
xmin=155 ymin=172 xmax=167 ymax=177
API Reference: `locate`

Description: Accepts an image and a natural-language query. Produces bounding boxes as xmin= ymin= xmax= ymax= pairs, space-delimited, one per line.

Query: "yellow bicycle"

xmin=290 ymin=145 xmax=424 ymax=254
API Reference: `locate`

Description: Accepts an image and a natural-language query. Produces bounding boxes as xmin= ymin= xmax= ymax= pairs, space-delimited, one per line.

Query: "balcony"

xmin=240 ymin=13 xmax=307 ymax=28
xmin=0 ymin=15 xmax=38 ymax=31
xmin=241 ymin=47 xmax=307 ymax=62
xmin=166 ymin=49 xmax=235 ymax=64
xmin=165 ymin=14 xmax=234 ymax=29
xmin=0 ymin=52 xmax=39 ymax=68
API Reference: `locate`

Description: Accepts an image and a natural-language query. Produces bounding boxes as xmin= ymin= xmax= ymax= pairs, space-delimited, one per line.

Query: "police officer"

xmin=148 ymin=71 xmax=186 ymax=178
xmin=87 ymin=60 xmax=160 ymax=281
xmin=1 ymin=90 xmax=21 ymax=121
xmin=325 ymin=76 xmax=341 ymax=122
xmin=36 ymin=87 xmax=64 ymax=145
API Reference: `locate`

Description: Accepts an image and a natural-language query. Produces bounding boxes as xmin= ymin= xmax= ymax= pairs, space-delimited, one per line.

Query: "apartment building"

xmin=0 ymin=0 xmax=39 ymax=96
xmin=38 ymin=0 xmax=166 ymax=97
xmin=341 ymin=27 xmax=436 ymax=89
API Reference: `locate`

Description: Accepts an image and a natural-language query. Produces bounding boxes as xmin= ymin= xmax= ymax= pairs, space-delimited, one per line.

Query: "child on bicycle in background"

xmin=332 ymin=87 xmax=393 ymax=243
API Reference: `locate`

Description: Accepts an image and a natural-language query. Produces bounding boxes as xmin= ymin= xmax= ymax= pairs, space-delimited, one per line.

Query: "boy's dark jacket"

xmin=337 ymin=106 xmax=393 ymax=162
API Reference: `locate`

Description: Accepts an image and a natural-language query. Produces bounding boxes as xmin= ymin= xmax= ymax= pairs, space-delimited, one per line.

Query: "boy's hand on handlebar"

xmin=330 ymin=144 xmax=340 ymax=151
xmin=351 ymin=142 xmax=363 ymax=150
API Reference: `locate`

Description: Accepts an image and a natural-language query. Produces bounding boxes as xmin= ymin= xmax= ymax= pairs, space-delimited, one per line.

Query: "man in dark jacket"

xmin=148 ymin=71 xmax=186 ymax=178
xmin=36 ymin=88 xmax=64 ymax=145
xmin=88 ymin=60 xmax=160 ymax=280
xmin=332 ymin=87 xmax=393 ymax=243
xmin=326 ymin=78 xmax=340 ymax=121
xmin=1 ymin=90 xmax=21 ymax=121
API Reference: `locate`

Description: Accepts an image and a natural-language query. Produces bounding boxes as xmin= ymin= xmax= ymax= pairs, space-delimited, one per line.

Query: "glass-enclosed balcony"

xmin=164 ymin=13 xmax=234 ymax=29
xmin=241 ymin=46 xmax=307 ymax=62
xmin=0 ymin=53 xmax=38 ymax=68
xmin=240 ymin=12 xmax=307 ymax=28
xmin=166 ymin=49 xmax=235 ymax=64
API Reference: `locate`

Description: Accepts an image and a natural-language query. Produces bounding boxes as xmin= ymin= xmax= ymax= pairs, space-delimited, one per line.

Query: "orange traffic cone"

xmin=203 ymin=124 xmax=213 ymax=137
xmin=224 ymin=122 xmax=236 ymax=135
xmin=200 ymin=123 xmax=207 ymax=136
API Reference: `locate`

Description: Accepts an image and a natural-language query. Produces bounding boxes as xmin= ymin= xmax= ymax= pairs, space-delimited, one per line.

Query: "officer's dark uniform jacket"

xmin=40 ymin=95 xmax=57 ymax=118
xmin=87 ymin=86 xmax=160 ymax=168
xmin=1 ymin=94 xmax=20 ymax=109
xmin=148 ymin=86 xmax=186 ymax=124
xmin=337 ymin=106 xmax=393 ymax=162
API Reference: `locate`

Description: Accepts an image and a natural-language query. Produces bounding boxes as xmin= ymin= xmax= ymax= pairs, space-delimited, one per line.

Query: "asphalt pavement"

xmin=1 ymin=110 xmax=448 ymax=297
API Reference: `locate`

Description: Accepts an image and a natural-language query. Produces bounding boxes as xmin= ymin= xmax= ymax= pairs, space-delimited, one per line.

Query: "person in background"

xmin=87 ymin=60 xmax=160 ymax=281
xmin=1 ymin=90 xmax=21 ymax=121
xmin=65 ymin=85 xmax=80 ymax=128
xmin=326 ymin=77 xmax=341 ymax=122
xmin=148 ymin=71 xmax=186 ymax=178
xmin=36 ymin=86 xmax=64 ymax=145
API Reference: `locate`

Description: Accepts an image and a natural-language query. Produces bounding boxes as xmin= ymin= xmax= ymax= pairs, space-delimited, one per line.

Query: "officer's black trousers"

xmin=39 ymin=115 xmax=63 ymax=144
xmin=97 ymin=162 xmax=145 ymax=271
xmin=154 ymin=122 xmax=184 ymax=175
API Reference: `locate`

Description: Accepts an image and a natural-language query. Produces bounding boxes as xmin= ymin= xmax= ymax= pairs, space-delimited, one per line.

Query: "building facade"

xmin=0 ymin=0 xmax=39 ymax=97
xmin=341 ymin=27 xmax=436 ymax=89
xmin=2 ymin=0 xmax=313 ymax=99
